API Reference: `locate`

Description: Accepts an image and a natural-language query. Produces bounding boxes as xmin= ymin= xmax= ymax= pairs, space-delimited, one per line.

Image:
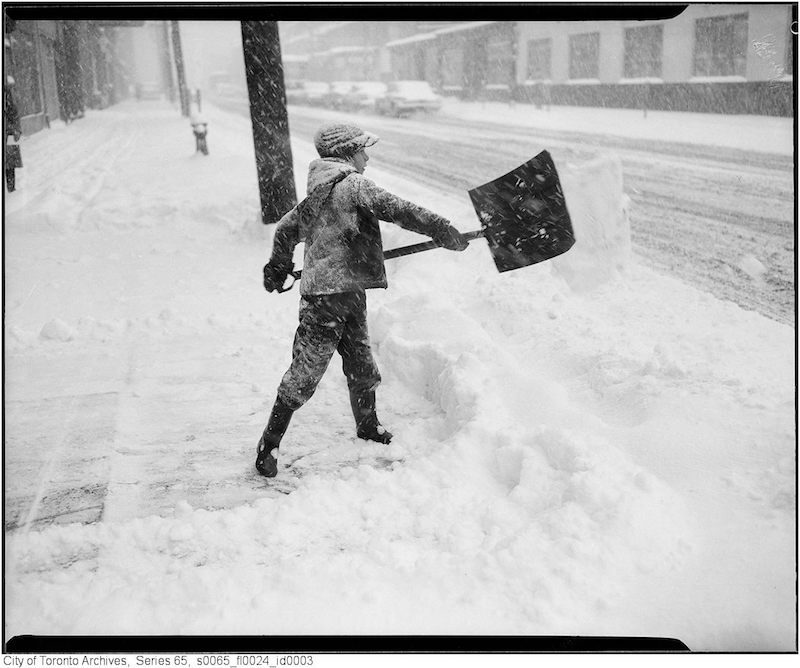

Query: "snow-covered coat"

xmin=269 ymin=157 xmax=455 ymax=296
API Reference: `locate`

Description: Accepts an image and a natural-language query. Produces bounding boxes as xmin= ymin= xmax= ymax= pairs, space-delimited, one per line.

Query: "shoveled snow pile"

xmin=3 ymin=100 xmax=795 ymax=651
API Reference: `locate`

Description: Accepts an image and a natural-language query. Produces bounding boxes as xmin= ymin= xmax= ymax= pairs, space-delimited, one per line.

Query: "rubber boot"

xmin=256 ymin=397 xmax=294 ymax=477
xmin=350 ymin=389 xmax=393 ymax=444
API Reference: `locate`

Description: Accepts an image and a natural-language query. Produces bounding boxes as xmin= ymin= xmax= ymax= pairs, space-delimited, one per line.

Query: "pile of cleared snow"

xmin=552 ymin=153 xmax=631 ymax=290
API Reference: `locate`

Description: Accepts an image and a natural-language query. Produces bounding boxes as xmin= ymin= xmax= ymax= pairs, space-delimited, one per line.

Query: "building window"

xmin=414 ymin=49 xmax=426 ymax=80
xmin=569 ymin=32 xmax=600 ymax=79
xmin=9 ymin=29 xmax=43 ymax=116
xmin=693 ymin=13 xmax=748 ymax=77
xmin=527 ymin=38 xmax=551 ymax=80
xmin=486 ymin=36 xmax=514 ymax=86
xmin=441 ymin=47 xmax=464 ymax=88
xmin=624 ymin=24 xmax=663 ymax=78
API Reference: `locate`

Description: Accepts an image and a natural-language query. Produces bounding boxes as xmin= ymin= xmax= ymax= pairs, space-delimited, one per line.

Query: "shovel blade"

xmin=468 ymin=150 xmax=575 ymax=273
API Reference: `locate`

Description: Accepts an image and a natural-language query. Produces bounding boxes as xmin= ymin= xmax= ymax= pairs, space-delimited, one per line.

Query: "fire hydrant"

xmin=190 ymin=107 xmax=208 ymax=156
xmin=193 ymin=122 xmax=208 ymax=155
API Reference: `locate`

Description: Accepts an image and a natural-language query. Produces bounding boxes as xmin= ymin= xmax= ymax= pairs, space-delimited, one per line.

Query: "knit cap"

xmin=313 ymin=122 xmax=379 ymax=158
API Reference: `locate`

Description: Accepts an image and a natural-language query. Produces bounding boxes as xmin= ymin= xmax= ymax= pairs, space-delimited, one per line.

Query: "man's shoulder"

xmin=338 ymin=172 xmax=379 ymax=197
xmin=343 ymin=172 xmax=386 ymax=194
xmin=342 ymin=171 xmax=368 ymax=184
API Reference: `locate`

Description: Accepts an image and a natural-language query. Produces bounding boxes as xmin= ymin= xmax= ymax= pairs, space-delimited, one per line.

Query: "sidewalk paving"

xmin=4 ymin=101 xmax=288 ymax=529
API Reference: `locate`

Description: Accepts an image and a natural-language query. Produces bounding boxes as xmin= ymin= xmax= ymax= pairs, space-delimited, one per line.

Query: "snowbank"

xmin=4 ymin=100 xmax=795 ymax=651
xmin=439 ymin=99 xmax=794 ymax=156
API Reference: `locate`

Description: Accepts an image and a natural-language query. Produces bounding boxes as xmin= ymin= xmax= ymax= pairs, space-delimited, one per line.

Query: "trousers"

xmin=277 ymin=291 xmax=381 ymax=410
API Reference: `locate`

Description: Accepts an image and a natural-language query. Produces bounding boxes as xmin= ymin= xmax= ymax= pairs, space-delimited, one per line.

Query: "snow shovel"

xmin=276 ymin=150 xmax=574 ymax=291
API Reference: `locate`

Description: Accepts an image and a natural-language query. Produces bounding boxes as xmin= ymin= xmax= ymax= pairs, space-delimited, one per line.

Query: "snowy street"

xmin=3 ymin=98 xmax=796 ymax=650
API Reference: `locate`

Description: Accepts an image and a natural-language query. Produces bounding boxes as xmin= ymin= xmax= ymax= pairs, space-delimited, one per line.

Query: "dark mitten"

xmin=436 ymin=225 xmax=469 ymax=251
xmin=263 ymin=261 xmax=293 ymax=293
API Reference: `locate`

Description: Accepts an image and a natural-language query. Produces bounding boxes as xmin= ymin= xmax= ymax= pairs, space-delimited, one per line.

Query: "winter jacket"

xmin=4 ymin=86 xmax=21 ymax=141
xmin=269 ymin=157 xmax=456 ymax=296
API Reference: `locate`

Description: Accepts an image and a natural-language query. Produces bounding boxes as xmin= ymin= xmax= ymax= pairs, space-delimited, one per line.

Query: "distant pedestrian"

xmin=4 ymin=79 xmax=22 ymax=192
xmin=256 ymin=122 xmax=468 ymax=477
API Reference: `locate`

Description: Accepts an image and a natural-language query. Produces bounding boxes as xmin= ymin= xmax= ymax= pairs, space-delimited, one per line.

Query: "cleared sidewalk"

xmin=4 ymin=99 xmax=292 ymax=529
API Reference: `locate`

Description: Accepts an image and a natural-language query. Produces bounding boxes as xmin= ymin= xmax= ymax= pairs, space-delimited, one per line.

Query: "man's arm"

xmin=268 ymin=207 xmax=301 ymax=266
xmin=263 ymin=207 xmax=300 ymax=292
xmin=356 ymin=177 xmax=467 ymax=250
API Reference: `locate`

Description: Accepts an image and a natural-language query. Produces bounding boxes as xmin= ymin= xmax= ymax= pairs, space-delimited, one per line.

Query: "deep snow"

xmin=3 ymin=98 xmax=795 ymax=651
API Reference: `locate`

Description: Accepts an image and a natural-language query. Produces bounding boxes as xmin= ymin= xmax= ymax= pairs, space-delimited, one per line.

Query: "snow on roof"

xmin=433 ymin=21 xmax=498 ymax=36
xmin=313 ymin=21 xmax=354 ymax=36
xmin=328 ymin=45 xmax=375 ymax=55
xmin=311 ymin=45 xmax=377 ymax=58
xmin=386 ymin=32 xmax=437 ymax=48
xmin=386 ymin=21 xmax=499 ymax=48
xmin=282 ymin=21 xmax=355 ymax=45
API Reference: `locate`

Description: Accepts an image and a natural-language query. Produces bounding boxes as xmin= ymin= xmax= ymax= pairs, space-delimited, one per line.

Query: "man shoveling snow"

xmin=257 ymin=122 xmax=468 ymax=477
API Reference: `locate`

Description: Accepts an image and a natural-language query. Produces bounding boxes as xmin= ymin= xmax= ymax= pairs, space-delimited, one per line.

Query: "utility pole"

xmin=170 ymin=20 xmax=189 ymax=115
xmin=241 ymin=20 xmax=296 ymax=225
xmin=160 ymin=21 xmax=176 ymax=103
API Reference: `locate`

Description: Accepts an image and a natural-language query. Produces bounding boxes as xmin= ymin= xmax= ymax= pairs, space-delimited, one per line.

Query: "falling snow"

xmin=3 ymin=20 xmax=795 ymax=654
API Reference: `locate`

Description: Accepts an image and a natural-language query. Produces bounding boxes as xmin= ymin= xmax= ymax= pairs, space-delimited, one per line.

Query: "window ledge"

xmin=524 ymin=79 xmax=553 ymax=85
xmin=689 ymin=75 xmax=747 ymax=83
xmin=618 ymin=77 xmax=664 ymax=84
xmin=566 ymin=78 xmax=601 ymax=85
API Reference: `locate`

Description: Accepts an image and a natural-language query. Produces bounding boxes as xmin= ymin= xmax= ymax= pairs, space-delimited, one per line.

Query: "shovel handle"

xmin=282 ymin=229 xmax=484 ymax=289
xmin=383 ymin=228 xmax=484 ymax=259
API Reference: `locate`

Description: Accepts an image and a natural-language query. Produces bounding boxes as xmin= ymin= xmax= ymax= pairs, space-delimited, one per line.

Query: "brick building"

xmin=3 ymin=18 xmax=171 ymax=135
xmin=281 ymin=8 xmax=795 ymax=115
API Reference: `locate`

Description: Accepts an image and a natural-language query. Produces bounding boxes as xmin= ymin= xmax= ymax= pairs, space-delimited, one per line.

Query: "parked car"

xmin=324 ymin=81 xmax=357 ymax=109
xmin=135 ymin=82 xmax=163 ymax=101
xmin=300 ymin=81 xmax=331 ymax=106
xmin=375 ymin=80 xmax=442 ymax=116
xmin=341 ymin=81 xmax=388 ymax=112
xmin=285 ymin=80 xmax=307 ymax=105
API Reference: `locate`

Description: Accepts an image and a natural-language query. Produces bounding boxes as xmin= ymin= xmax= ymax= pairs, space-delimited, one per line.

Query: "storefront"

xmin=5 ymin=20 xmax=60 ymax=134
